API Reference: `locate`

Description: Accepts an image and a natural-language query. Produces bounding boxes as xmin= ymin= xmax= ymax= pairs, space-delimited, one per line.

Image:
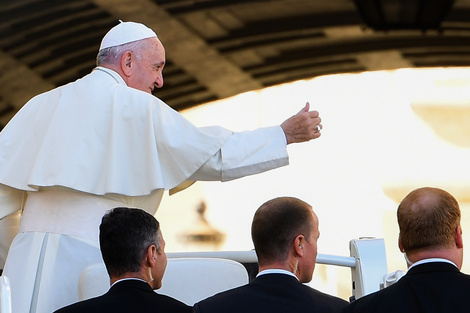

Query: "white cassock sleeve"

xmin=188 ymin=125 xmax=289 ymax=181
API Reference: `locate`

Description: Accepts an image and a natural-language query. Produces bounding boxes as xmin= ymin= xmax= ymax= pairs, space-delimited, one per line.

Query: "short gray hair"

xmin=96 ymin=40 xmax=146 ymax=66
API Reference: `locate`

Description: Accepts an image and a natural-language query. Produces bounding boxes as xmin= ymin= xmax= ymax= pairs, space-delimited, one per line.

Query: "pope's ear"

xmin=120 ymin=51 xmax=133 ymax=76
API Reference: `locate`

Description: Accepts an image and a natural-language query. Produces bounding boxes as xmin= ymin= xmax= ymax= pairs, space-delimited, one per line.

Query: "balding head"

xmin=398 ymin=187 xmax=461 ymax=253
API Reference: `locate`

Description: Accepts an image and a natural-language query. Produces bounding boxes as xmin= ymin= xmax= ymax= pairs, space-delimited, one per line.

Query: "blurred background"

xmin=157 ymin=67 xmax=470 ymax=300
xmin=2 ymin=0 xmax=470 ymax=301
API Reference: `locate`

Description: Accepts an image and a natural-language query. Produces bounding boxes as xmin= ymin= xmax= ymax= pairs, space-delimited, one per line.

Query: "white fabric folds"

xmin=0 ymin=66 xmax=290 ymax=313
xmin=0 ymin=67 xmax=232 ymax=197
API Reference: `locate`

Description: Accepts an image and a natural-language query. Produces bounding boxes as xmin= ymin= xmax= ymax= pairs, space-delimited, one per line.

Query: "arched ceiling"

xmin=1 ymin=0 xmax=470 ymax=130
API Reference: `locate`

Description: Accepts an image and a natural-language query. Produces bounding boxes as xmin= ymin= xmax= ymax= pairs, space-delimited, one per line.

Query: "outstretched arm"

xmin=281 ymin=102 xmax=322 ymax=144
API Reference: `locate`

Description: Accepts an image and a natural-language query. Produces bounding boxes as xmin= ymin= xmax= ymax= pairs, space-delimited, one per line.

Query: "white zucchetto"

xmin=99 ymin=21 xmax=158 ymax=50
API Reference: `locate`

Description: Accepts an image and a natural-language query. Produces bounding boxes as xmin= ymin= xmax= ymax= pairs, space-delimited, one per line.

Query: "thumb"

xmin=298 ymin=102 xmax=310 ymax=114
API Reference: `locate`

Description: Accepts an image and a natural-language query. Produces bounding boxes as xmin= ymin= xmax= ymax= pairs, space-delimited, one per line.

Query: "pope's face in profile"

xmin=127 ymin=37 xmax=166 ymax=94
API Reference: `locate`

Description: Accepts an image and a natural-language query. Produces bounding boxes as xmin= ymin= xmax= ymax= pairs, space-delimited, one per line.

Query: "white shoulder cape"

xmin=0 ymin=68 xmax=232 ymax=196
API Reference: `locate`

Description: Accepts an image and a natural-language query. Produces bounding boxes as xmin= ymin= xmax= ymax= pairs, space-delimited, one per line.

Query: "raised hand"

xmin=280 ymin=102 xmax=322 ymax=144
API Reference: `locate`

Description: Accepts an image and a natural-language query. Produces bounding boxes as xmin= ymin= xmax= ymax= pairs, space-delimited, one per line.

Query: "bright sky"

xmin=156 ymin=67 xmax=470 ymax=299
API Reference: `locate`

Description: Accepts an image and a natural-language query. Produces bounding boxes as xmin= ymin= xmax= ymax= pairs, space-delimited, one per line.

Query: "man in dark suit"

xmin=193 ymin=196 xmax=348 ymax=313
xmin=344 ymin=187 xmax=470 ymax=313
xmin=54 ymin=207 xmax=191 ymax=313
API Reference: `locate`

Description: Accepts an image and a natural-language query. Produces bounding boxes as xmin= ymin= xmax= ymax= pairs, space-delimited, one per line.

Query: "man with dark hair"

xmin=55 ymin=207 xmax=191 ymax=313
xmin=344 ymin=187 xmax=470 ymax=313
xmin=194 ymin=196 xmax=348 ymax=313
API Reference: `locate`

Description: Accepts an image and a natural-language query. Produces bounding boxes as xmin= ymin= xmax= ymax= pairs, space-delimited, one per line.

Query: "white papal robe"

xmin=0 ymin=67 xmax=289 ymax=313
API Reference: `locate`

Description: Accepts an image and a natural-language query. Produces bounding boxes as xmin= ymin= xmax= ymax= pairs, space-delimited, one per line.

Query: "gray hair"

xmin=96 ymin=40 xmax=146 ymax=66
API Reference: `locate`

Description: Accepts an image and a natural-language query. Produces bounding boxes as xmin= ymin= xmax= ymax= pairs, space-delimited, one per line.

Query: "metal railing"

xmin=169 ymin=237 xmax=389 ymax=300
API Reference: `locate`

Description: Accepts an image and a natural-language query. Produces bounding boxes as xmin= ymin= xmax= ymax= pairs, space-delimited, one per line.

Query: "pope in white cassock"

xmin=0 ymin=21 xmax=322 ymax=313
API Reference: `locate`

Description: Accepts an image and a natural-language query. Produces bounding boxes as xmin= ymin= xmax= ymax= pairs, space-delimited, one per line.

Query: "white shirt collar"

xmin=256 ymin=269 xmax=299 ymax=280
xmin=94 ymin=66 xmax=127 ymax=86
xmin=409 ymin=258 xmax=458 ymax=270
xmin=111 ymin=277 xmax=148 ymax=287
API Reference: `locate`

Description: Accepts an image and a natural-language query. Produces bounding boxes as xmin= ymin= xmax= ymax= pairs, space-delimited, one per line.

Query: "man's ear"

xmin=455 ymin=225 xmax=463 ymax=249
xmin=146 ymin=244 xmax=157 ymax=267
xmin=120 ymin=51 xmax=133 ymax=77
xmin=398 ymin=234 xmax=404 ymax=253
xmin=294 ymin=235 xmax=305 ymax=256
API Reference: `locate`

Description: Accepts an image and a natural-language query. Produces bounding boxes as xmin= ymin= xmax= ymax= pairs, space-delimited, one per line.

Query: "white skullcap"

xmin=99 ymin=21 xmax=157 ymax=50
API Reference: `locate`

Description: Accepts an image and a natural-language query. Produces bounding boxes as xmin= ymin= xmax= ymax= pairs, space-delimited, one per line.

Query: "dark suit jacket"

xmin=193 ymin=273 xmax=348 ymax=313
xmin=344 ymin=261 xmax=470 ymax=313
xmin=54 ymin=279 xmax=192 ymax=313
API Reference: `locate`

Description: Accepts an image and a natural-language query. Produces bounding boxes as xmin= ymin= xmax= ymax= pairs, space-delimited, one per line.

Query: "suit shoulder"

xmin=303 ymin=285 xmax=349 ymax=310
xmin=155 ymin=292 xmax=192 ymax=309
